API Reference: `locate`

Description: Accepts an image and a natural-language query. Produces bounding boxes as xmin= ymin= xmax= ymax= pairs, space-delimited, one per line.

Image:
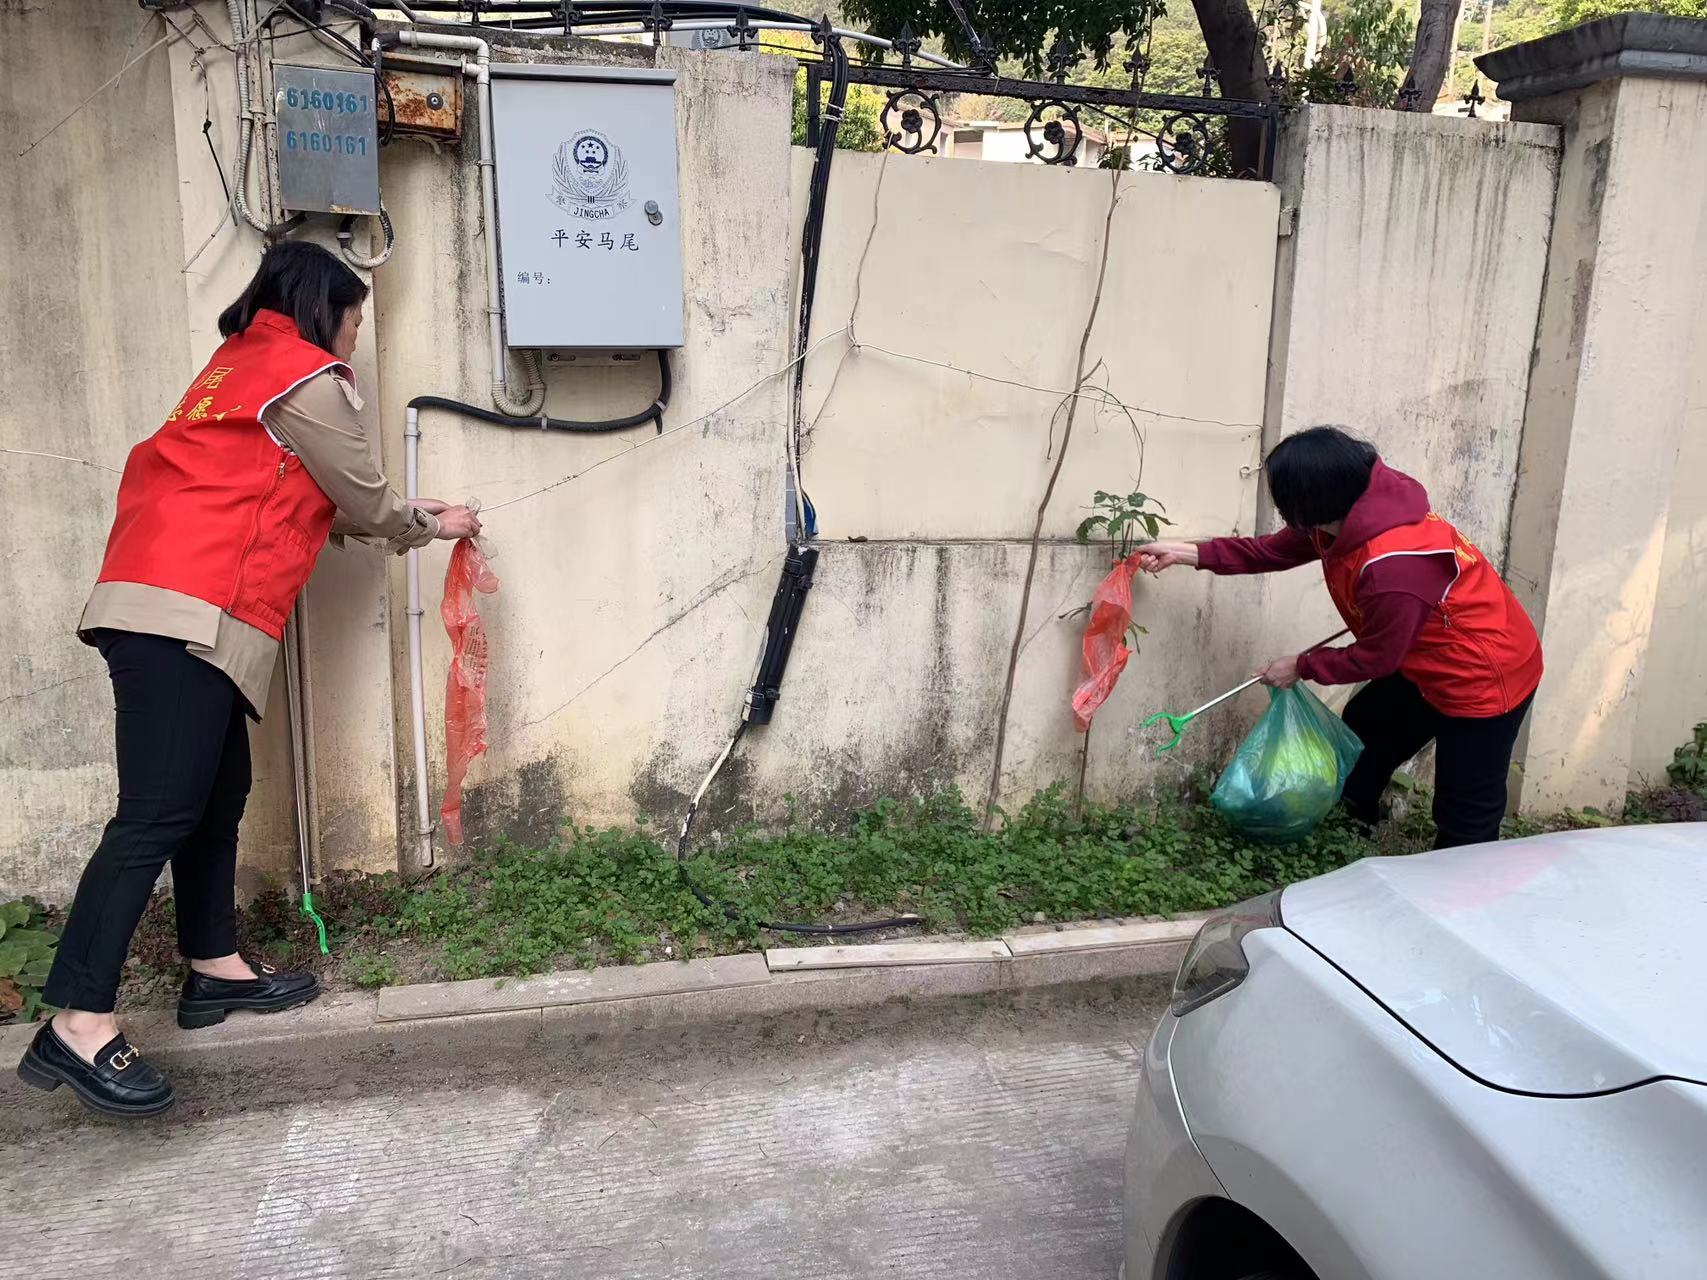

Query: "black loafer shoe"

xmin=178 ymin=960 xmax=320 ymax=1029
xmin=16 ymin=1023 xmax=174 ymax=1118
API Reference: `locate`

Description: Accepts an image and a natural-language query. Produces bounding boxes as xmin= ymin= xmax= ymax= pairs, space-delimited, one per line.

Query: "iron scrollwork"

xmin=1023 ymin=99 xmax=1084 ymax=166
xmin=1147 ymin=112 xmax=1214 ymax=174
xmin=825 ymin=60 xmax=1281 ymax=181
xmin=883 ymin=88 xmax=943 ymax=155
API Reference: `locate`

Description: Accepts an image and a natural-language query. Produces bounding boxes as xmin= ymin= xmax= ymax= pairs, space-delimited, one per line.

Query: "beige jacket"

xmin=80 ymin=372 xmax=437 ymax=716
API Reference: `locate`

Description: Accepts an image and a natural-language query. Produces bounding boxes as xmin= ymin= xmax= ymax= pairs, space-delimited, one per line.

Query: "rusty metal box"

xmin=273 ymin=63 xmax=381 ymax=215
xmin=380 ymin=66 xmax=463 ymax=140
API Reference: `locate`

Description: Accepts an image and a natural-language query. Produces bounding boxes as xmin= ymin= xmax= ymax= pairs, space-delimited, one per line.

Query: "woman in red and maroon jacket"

xmin=18 ymin=244 xmax=482 ymax=1119
xmin=1141 ymin=426 xmax=1543 ymax=851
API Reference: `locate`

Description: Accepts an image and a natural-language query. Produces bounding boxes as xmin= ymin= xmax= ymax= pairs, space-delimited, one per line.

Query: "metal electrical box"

xmin=273 ymin=64 xmax=381 ymax=215
xmin=489 ymin=66 xmax=684 ymax=350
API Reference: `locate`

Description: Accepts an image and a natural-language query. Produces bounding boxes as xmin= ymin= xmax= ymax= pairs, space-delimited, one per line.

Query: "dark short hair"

xmin=1264 ymin=426 xmax=1379 ymax=529
xmin=217 ymin=240 xmax=368 ymax=355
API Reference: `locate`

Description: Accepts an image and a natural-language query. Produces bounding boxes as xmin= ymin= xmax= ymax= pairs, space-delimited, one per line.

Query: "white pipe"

xmin=548 ymin=19 xmax=963 ymax=69
xmin=295 ymin=590 xmax=324 ymax=877
xmin=404 ymin=407 xmax=435 ymax=868
xmin=395 ymin=30 xmax=545 ymax=417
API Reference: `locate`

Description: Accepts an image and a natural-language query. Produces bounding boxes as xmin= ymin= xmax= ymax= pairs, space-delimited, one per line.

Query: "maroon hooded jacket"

xmin=1196 ymin=461 xmax=1542 ymax=716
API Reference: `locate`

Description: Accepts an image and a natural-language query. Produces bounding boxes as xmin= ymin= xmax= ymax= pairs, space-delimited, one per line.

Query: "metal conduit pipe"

xmin=403 ymin=407 xmax=435 ymax=868
xmin=389 ymin=30 xmax=546 ymax=417
xmin=227 ymin=0 xmax=277 ymax=234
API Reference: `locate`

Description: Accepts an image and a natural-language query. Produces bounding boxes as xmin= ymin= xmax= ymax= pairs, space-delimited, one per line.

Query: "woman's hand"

xmin=1256 ymin=655 xmax=1300 ymax=689
xmin=1138 ymin=540 xmax=1199 ymax=574
xmin=410 ymin=498 xmax=450 ymax=516
xmin=434 ymin=505 xmax=483 ymax=540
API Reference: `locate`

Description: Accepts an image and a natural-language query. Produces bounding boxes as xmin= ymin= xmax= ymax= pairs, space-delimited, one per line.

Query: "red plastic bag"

xmin=1071 ymin=552 xmax=1145 ymax=732
xmin=440 ymin=537 xmax=499 ymax=846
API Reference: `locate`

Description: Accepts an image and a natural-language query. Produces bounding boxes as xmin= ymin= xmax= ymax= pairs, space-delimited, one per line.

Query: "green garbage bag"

xmin=1211 ymin=685 xmax=1364 ymax=843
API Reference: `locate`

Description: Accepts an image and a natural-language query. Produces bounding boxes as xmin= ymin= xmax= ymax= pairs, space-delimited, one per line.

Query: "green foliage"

xmin=1542 ymin=0 xmax=1707 ymax=28
xmin=110 ymin=715 xmax=1707 ymax=992
xmin=841 ymin=0 xmax=1166 ymax=76
xmin=1290 ymin=0 xmax=1416 ymax=106
xmin=0 ymin=898 xmax=58 ymax=1023
xmin=1665 ymin=721 xmax=1707 ymax=792
xmin=1076 ymin=489 xmax=1172 ymax=560
xmin=346 ymin=952 xmax=401 ymax=990
xmin=203 ymin=791 xmax=1400 ymax=981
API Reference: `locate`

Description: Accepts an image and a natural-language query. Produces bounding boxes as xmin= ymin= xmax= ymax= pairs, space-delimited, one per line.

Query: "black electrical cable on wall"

xmin=407 ymin=350 xmax=670 ymax=433
xmin=669 ymin=25 xmax=921 ymax=939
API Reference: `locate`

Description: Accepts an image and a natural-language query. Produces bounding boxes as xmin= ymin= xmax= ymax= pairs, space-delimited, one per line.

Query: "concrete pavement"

xmin=1 ymin=981 xmax=1165 ymax=1279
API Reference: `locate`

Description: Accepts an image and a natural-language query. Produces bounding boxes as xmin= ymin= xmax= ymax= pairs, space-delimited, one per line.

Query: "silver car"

xmin=1123 ymin=824 xmax=1707 ymax=1280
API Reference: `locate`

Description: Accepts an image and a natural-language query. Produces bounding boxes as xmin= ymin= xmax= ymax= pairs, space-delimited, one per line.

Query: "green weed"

xmin=0 ymin=897 xmax=58 ymax=1023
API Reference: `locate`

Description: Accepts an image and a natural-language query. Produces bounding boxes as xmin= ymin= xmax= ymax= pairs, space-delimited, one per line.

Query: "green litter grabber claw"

xmin=1140 ymin=629 xmax=1349 ymax=754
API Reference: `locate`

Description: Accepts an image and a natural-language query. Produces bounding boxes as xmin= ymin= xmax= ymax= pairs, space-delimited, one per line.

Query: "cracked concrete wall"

xmin=14 ymin=15 xmax=1690 ymax=900
xmin=756 ymin=153 xmax=1284 ymax=820
xmin=1264 ymin=106 xmax=1561 ymax=562
xmin=375 ymin=37 xmax=800 ymax=859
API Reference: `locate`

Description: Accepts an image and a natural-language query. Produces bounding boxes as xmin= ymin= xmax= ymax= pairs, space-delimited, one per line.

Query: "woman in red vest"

xmin=19 ymin=243 xmax=481 ymax=1118
xmin=1141 ymin=426 xmax=1543 ymax=851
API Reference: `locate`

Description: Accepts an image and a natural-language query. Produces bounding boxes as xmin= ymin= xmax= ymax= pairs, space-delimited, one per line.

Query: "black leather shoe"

xmin=16 ymin=1023 xmax=174 ymax=1118
xmin=178 ymin=960 xmax=320 ymax=1029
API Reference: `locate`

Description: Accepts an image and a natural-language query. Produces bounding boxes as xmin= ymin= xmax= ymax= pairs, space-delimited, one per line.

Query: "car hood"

xmin=1281 ymin=825 xmax=1707 ymax=1096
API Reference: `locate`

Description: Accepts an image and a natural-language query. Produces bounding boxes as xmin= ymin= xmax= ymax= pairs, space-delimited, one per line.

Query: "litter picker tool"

xmin=1140 ymin=629 xmax=1350 ymax=754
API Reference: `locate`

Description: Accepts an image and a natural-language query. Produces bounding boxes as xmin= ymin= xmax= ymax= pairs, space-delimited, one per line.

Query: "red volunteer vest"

xmin=97 ymin=310 xmax=351 ymax=640
xmin=1319 ymin=513 xmax=1543 ymax=717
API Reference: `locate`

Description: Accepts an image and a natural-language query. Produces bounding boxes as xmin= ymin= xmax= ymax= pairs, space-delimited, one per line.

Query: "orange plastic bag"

xmin=440 ymin=537 xmax=499 ymax=846
xmin=1071 ymin=552 xmax=1145 ymax=733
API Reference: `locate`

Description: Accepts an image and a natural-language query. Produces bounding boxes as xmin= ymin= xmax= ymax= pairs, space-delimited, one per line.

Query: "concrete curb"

xmin=1 ymin=919 xmax=1200 ymax=1074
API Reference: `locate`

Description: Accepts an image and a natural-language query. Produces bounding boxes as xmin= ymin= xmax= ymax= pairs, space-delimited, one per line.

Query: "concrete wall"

xmin=1 ymin=3 xmax=397 ymax=901
xmin=1 ymin=2 xmax=194 ymax=903
xmin=778 ymin=153 xmax=1282 ymax=815
xmin=1505 ymin=71 xmax=1707 ymax=808
xmin=377 ymin=37 xmax=800 ymax=852
xmin=1265 ymin=106 xmax=1561 ymax=560
xmin=1633 ymin=316 xmax=1707 ymax=781
xmin=5 ymin=6 xmax=1703 ymax=901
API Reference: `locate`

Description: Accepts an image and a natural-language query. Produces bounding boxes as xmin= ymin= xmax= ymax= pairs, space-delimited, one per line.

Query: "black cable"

xmin=203 ymin=121 xmax=232 ymax=203
xmin=373 ymin=40 xmax=396 ymax=145
xmin=786 ymin=21 xmax=846 ymax=535
xmin=406 ymin=349 xmax=670 ymax=432
xmin=324 ymin=0 xmax=381 ymax=21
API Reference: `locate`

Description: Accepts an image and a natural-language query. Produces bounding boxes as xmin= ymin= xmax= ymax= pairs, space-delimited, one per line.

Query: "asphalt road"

xmin=2 ymin=983 xmax=1166 ymax=1280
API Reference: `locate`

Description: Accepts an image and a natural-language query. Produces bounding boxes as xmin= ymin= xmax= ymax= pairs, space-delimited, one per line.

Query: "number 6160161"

xmin=283 ymin=86 xmax=371 ymax=114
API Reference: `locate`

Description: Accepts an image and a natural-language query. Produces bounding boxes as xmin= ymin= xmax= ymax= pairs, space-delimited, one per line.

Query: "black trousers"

xmin=1340 ymin=673 xmax=1534 ymax=850
xmin=43 ymin=631 xmax=251 ymax=1013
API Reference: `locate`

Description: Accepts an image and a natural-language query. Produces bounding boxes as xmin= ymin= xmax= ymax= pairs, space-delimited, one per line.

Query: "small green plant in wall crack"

xmin=1076 ymin=489 xmax=1173 ymax=559
xmin=0 ymin=898 xmax=59 ymax=1023
xmin=1073 ymin=488 xmax=1172 ymax=645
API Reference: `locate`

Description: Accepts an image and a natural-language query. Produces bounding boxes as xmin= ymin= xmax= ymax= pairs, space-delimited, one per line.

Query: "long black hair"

xmin=217 ymin=240 xmax=368 ymax=355
xmin=1264 ymin=425 xmax=1380 ymax=529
